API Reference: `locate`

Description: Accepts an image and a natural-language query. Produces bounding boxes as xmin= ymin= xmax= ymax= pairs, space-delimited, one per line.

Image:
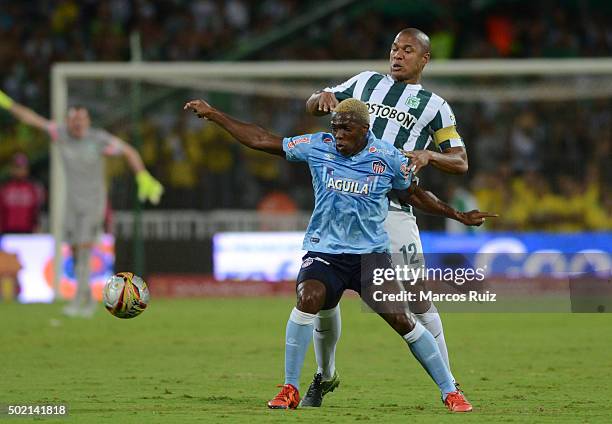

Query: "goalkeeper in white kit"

xmin=0 ymin=89 xmax=163 ymax=317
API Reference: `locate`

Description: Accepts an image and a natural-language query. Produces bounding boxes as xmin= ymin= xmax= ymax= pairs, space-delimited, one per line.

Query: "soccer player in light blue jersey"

xmin=184 ymin=98 xmax=490 ymax=412
xmin=305 ymin=27 xmax=470 ymax=406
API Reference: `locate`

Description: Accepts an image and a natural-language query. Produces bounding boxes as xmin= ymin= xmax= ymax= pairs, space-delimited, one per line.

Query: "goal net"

xmin=49 ymin=59 xmax=612 ymax=294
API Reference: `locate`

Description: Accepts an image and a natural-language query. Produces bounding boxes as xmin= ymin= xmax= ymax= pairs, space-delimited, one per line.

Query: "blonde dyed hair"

xmin=334 ymin=98 xmax=370 ymax=125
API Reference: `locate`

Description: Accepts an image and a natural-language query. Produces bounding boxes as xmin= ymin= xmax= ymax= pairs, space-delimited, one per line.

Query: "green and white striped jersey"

xmin=325 ymin=71 xmax=463 ymax=152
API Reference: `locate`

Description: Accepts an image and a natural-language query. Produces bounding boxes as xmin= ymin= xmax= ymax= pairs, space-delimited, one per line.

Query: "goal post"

xmin=49 ymin=58 xmax=612 ymax=298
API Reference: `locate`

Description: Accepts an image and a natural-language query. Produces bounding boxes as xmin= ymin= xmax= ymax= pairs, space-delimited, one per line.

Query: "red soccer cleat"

xmin=267 ymin=384 xmax=300 ymax=409
xmin=444 ymin=391 xmax=473 ymax=412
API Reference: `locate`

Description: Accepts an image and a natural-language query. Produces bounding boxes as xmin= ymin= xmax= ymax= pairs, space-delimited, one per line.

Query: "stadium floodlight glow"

xmin=50 ymin=58 xmax=612 ymax=297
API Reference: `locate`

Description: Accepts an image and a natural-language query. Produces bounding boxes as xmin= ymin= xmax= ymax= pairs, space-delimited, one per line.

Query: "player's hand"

xmin=184 ymin=99 xmax=214 ymax=119
xmin=402 ymin=150 xmax=431 ymax=174
xmin=317 ymin=92 xmax=339 ymax=113
xmin=136 ymin=170 xmax=164 ymax=205
xmin=458 ymin=210 xmax=498 ymax=226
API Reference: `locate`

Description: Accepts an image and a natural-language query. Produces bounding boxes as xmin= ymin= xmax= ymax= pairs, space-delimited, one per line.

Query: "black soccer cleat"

xmin=300 ymin=371 xmax=340 ymax=407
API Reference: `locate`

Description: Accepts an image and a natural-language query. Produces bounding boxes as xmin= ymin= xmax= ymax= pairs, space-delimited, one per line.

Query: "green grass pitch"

xmin=1 ymin=298 xmax=610 ymax=423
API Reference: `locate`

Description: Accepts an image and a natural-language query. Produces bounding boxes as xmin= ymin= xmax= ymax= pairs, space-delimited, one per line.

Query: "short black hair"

xmin=67 ymin=104 xmax=89 ymax=112
xmin=397 ymin=28 xmax=431 ymax=54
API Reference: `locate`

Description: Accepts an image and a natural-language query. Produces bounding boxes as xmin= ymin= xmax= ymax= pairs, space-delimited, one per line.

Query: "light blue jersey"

xmin=283 ymin=131 xmax=413 ymax=254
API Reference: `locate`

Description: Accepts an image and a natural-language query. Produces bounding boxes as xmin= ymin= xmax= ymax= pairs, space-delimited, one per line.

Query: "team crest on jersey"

xmin=400 ymin=163 xmax=412 ymax=181
xmin=405 ymin=95 xmax=421 ymax=109
xmin=287 ymin=136 xmax=310 ymax=149
xmin=372 ymin=161 xmax=386 ymax=174
xmin=369 ymin=146 xmax=377 ymax=153
xmin=301 ymin=258 xmax=314 ymax=268
xmin=323 ymin=136 xmax=333 ymax=143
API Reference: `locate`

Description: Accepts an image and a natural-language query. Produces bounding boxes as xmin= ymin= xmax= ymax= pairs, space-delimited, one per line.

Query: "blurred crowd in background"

xmin=0 ymin=0 xmax=610 ymax=232
xmin=2 ymin=0 xmax=612 ymax=110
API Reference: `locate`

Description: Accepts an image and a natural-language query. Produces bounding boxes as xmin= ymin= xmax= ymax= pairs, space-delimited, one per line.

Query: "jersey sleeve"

xmin=99 ymin=131 xmax=126 ymax=156
xmin=430 ymin=101 xmax=464 ymax=151
xmin=282 ymin=133 xmax=316 ymax=162
xmin=391 ymin=151 xmax=413 ymax=190
xmin=324 ymin=72 xmax=369 ymax=102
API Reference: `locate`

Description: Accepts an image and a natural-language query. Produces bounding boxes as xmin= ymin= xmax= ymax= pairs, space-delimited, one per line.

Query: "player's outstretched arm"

xmin=395 ymin=186 xmax=497 ymax=226
xmin=184 ymin=99 xmax=284 ymax=156
xmin=402 ymin=146 xmax=468 ymax=175
xmin=306 ymin=91 xmax=338 ymax=116
xmin=0 ymin=89 xmax=51 ymax=133
xmin=113 ymin=139 xmax=145 ymax=174
xmin=105 ymin=135 xmax=164 ymax=205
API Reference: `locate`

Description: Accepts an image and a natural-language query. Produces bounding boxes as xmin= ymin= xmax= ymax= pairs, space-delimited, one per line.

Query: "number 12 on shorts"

xmin=400 ymin=243 xmax=420 ymax=265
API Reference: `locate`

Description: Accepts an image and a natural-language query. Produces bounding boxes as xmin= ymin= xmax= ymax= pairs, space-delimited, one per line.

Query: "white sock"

xmin=75 ymin=247 xmax=92 ymax=305
xmin=413 ymin=303 xmax=454 ymax=382
xmin=313 ymin=305 xmax=341 ymax=381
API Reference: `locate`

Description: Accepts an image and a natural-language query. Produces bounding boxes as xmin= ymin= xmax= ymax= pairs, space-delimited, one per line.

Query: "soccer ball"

xmin=103 ymin=272 xmax=150 ymax=319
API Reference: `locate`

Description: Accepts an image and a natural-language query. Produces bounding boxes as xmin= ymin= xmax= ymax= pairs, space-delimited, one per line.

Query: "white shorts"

xmin=385 ymin=208 xmax=436 ymax=313
xmin=64 ymin=209 xmax=103 ymax=246
xmin=384 ymin=208 xmax=425 ymax=270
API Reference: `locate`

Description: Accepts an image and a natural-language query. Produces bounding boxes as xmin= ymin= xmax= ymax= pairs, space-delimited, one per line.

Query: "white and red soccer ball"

xmin=102 ymin=272 xmax=150 ymax=319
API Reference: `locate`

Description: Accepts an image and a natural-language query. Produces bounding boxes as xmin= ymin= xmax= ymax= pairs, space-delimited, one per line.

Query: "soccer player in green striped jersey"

xmin=304 ymin=28 xmax=469 ymax=407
